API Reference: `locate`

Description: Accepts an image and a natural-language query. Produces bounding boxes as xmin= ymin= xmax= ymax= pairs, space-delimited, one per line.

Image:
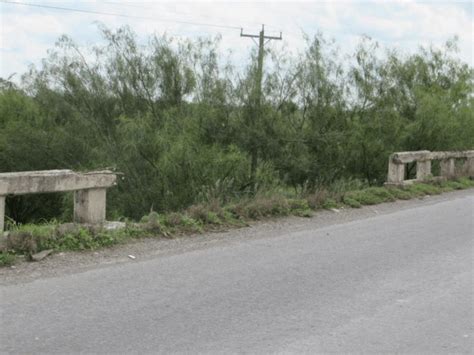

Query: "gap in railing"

xmin=5 ymin=192 xmax=73 ymax=227
xmin=431 ymin=160 xmax=441 ymax=177
xmin=406 ymin=162 xmax=417 ymax=180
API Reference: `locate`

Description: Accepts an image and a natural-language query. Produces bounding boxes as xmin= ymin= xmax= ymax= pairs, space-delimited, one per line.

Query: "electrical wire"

xmin=103 ymin=0 xmax=265 ymax=30
xmin=0 ymin=0 xmax=242 ymax=31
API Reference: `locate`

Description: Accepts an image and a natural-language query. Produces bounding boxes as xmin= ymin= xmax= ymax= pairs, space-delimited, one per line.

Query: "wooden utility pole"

xmin=241 ymin=25 xmax=282 ymax=190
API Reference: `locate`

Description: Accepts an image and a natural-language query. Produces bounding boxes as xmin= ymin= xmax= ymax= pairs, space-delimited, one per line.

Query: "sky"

xmin=0 ymin=0 xmax=473 ymax=81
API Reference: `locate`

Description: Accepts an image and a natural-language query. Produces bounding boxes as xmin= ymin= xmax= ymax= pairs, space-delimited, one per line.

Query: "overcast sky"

xmin=0 ymin=0 xmax=473 ymax=80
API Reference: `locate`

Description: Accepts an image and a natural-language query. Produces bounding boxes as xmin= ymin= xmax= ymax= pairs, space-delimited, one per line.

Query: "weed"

xmin=305 ymin=189 xmax=328 ymax=209
xmin=287 ymin=198 xmax=309 ymax=210
xmin=187 ymin=204 xmax=206 ymax=222
xmin=287 ymin=199 xmax=312 ymax=217
xmin=329 ymin=178 xmax=369 ymax=195
xmin=364 ymin=187 xmax=396 ymax=202
xmin=432 ymin=177 xmax=474 ymax=192
xmin=0 ymin=252 xmax=16 ymax=266
xmin=458 ymin=177 xmax=474 ymax=188
xmin=145 ymin=211 xmax=162 ymax=232
xmin=179 ymin=216 xmax=203 ymax=233
xmin=446 ymin=181 xmax=464 ymax=190
xmin=206 ymin=211 xmax=222 ymax=224
xmin=5 ymin=231 xmax=38 ymax=255
xmin=225 ymin=195 xmax=291 ymax=220
xmin=322 ymin=198 xmax=338 ymax=209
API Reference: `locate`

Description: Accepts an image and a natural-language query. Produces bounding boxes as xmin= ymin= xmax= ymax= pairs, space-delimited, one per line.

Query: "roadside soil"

xmin=1 ymin=189 xmax=472 ymax=286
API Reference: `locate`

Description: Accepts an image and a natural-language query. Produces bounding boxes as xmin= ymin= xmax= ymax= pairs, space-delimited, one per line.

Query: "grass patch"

xmin=2 ymin=222 xmax=143 ymax=257
xmin=343 ymin=189 xmax=385 ymax=206
xmin=347 ymin=191 xmax=381 ymax=205
xmin=287 ymin=199 xmax=313 ymax=217
xmin=0 ymin=252 xmax=16 ymax=266
xmin=229 ymin=195 xmax=291 ymax=219
xmin=458 ymin=177 xmax=474 ymax=188
xmin=343 ymin=197 xmax=362 ymax=208
xmin=405 ymin=183 xmax=442 ymax=197
xmin=437 ymin=177 xmax=474 ymax=191
xmin=364 ymin=187 xmax=396 ymax=202
xmin=386 ymin=188 xmax=413 ymax=200
xmin=322 ymin=198 xmax=339 ymax=209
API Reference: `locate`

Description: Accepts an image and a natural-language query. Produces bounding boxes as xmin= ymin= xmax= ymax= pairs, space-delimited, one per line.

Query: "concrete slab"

xmin=0 ymin=170 xmax=116 ymax=196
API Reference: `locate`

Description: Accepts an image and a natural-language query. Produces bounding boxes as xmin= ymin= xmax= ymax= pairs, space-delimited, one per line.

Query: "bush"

xmin=343 ymin=197 xmax=362 ymax=208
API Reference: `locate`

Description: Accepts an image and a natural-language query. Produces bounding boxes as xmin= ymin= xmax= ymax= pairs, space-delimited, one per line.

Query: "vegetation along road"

xmin=1 ymin=190 xmax=472 ymax=353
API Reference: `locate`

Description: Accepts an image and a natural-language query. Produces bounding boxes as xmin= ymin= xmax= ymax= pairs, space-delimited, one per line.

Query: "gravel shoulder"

xmin=1 ymin=188 xmax=473 ymax=285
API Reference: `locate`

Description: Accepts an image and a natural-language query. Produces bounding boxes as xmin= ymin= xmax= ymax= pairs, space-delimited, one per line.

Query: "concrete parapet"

xmin=391 ymin=151 xmax=431 ymax=164
xmin=74 ymin=188 xmax=107 ymax=224
xmin=429 ymin=151 xmax=474 ymax=160
xmin=464 ymin=157 xmax=474 ymax=177
xmin=416 ymin=160 xmax=431 ymax=180
xmin=0 ymin=170 xmax=116 ymax=196
xmin=440 ymin=158 xmax=455 ymax=179
xmin=386 ymin=150 xmax=474 ymax=186
xmin=0 ymin=170 xmax=117 ymax=231
xmin=387 ymin=159 xmax=405 ymax=184
xmin=0 ymin=196 xmax=4 ymax=232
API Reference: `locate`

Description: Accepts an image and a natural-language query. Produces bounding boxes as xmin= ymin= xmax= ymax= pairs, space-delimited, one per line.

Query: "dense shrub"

xmin=0 ymin=27 xmax=472 ymax=224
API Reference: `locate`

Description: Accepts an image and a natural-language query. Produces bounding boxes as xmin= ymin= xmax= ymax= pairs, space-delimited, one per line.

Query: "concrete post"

xmin=0 ymin=195 xmax=5 ymax=232
xmin=387 ymin=160 xmax=405 ymax=184
xmin=440 ymin=158 xmax=455 ymax=179
xmin=74 ymin=188 xmax=107 ymax=224
xmin=464 ymin=157 xmax=474 ymax=178
xmin=416 ymin=160 xmax=431 ymax=181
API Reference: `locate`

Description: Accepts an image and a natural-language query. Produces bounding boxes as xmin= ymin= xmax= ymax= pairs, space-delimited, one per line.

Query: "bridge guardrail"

xmin=0 ymin=170 xmax=117 ymax=231
xmin=386 ymin=150 xmax=474 ymax=186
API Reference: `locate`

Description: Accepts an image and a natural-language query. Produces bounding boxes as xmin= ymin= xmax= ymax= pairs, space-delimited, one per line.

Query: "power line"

xmin=103 ymin=1 xmax=147 ymax=9
xmin=0 ymin=0 xmax=242 ymax=31
xmin=103 ymin=0 xmax=266 ymax=31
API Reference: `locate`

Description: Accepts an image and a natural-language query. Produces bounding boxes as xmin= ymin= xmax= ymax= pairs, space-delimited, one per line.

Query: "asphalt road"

xmin=1 ymin=193 xmax=473 ymax=353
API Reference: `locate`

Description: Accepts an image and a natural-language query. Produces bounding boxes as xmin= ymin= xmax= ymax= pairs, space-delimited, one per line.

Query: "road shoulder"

xmin=1 ymin=189 xmax=473 ymax=285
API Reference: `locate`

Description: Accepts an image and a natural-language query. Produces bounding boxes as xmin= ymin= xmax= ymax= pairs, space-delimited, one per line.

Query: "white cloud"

xmin=0 ymin=0 xmax=472 ymax=81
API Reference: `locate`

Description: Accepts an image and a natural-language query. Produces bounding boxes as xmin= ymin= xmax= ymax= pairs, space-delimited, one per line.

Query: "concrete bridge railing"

xmin=0 ymin=170 xmax=117 ymax=231
xmin=386 ymin=150 xmax=474 ymax=186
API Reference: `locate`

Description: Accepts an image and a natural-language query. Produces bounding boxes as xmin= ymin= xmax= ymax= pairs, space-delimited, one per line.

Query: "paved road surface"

xmin=1 ymin=193 xmax=473 ymax=353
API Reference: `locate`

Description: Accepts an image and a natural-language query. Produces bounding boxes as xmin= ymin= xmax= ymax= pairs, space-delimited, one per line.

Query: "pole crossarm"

xmin=240 ymin=27 xmax=282 ymax=41
xmin=240 ymin=33 xmax=260 ymax=39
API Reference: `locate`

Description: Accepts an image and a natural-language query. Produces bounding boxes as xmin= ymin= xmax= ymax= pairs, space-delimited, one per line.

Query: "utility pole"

xmin=241 ymin=25 xmax=282 ymax=191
